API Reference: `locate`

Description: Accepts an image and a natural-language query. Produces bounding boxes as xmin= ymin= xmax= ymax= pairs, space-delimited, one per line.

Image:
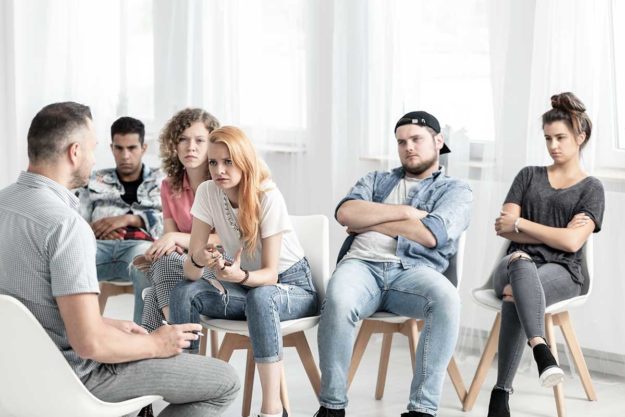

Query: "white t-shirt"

xmin=191 ymin=180 xmax=304 ymax=273
xmin=343 ymin=176 xmax=423 ymax=263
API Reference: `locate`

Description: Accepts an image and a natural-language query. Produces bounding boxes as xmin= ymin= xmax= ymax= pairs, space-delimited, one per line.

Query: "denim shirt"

xmin=335 ymin=166 xmax=472 ymax=277
xmin=76 ymin=164 xmax=164 ymax=238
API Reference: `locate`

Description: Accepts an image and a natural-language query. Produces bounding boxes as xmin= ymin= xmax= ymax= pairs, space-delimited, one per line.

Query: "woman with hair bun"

xmin=488 ymin=92 xmax=605 ymax=417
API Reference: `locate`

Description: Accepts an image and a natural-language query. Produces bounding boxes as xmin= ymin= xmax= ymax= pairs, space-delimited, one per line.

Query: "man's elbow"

xmin=336 ymin=206 xmax=349 ymax=226
xmin=70 ymin=337 xmax=101 ymax=360
xmin=422 ymin=234 xmax=437 ymax=249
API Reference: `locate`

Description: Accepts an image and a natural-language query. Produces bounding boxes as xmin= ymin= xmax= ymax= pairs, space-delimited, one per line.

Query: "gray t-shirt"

xmin=504 ymin=166 xmax=605 ymax=285
xmin=0 ymin=172 xmax=101 ymax=378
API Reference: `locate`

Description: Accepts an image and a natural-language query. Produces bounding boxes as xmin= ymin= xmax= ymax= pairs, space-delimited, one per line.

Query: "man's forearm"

xmin=337 ymin=200 xmax=414 ymax=229
xmin=370 ymin=219 xmax=436 ymax=248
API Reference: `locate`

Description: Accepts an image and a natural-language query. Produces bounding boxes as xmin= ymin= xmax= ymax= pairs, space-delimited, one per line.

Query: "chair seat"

xmin=364 ymin=311 xmax=411 ymax=324
xmin=200 ymin=315 xmax=320 ymax=337
xmin=472 ymin=288 xmax=590 ymax=314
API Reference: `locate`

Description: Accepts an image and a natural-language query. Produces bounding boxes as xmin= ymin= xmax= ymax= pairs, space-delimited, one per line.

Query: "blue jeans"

xmin=318 ymin=259 xmax=460 ymax=416
xmin=96 ymin=239 xmax=152 ymax=323
xmin=169 ymin=257 xmax=319 ymax=363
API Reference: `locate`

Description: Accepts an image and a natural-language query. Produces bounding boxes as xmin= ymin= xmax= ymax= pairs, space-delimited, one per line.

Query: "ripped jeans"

xmin=492 ymin=253 xmax=581 ymax=391
xmin=169 ymin=257 xmax=318 ymax=363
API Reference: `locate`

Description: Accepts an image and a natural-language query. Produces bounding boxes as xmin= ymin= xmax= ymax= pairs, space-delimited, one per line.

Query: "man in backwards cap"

xmin=314 ymin=111 xmax=472 ymax=417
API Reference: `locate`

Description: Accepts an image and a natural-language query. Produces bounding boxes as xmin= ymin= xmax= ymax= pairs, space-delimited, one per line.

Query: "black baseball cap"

xmin=394 ymin=111 xmax=451 ymax=154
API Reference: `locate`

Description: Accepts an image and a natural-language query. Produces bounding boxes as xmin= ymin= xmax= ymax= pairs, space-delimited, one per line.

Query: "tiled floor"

xmin=105 ymin=295 xmax=625 ymax=417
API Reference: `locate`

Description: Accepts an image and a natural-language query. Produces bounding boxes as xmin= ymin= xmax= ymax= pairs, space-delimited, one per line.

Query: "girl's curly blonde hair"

xmin=159 ymin=108 xmax=220 ymax=193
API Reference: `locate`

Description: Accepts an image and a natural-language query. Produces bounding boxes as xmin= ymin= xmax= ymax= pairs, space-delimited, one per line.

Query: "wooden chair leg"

xmin=347 ymin=321 xmax=376 ymax=387
xmin=447 ymin=356 xmax=467 ymax=403
xmin=210 ymin=330 xmax=219 ymax=358
xmin=242 ymin=349 xmax=256 ymax=417
xmin=375 ymin=333 xmax=393 ymax=400
xmin=556 ymin=311 xmax=597 ymax=401
xmin=405 ymin=319 xmax=420 ymax=371
xmin=463 ymin=313 xmax=501 ymax=411
xmin=217 ymin=333 xmax=239 ymax=362
xmin=290 ymin=332 xmax=321 ymax=396
xmin=98 ymin=287 xmax=110 ymax=314
xmin=545 ymin=314 xmax=566 ymax=417
xmin=280 ymin=364 xmax=291 ymax=416
xmin=199 ymin=326 xmax=208 ymax=356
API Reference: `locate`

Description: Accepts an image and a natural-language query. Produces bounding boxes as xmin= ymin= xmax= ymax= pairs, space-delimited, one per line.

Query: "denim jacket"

xmin=76 ymin=164 xmax=164 ymax=238
xmin=335 ymin=166 xmax=472 ymax=276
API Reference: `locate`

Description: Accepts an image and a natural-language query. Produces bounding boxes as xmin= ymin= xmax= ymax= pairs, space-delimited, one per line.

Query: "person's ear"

xmin=434 ymin=133 xmax=444 ymax=151
xmin=576 ymin=132 xmax=587 ymax=147
xmin=68 ymin=142 xmax=81 ymax=166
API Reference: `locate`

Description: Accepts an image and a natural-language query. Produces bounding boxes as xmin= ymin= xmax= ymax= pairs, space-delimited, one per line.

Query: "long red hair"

xmin=209 ymin=126 xmax=271 ymax=254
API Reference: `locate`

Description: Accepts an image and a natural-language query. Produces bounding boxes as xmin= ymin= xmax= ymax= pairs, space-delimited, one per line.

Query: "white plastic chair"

xmin=463 ymin=236 xmax=597 ymax=417
xmin=0 ymin=294 xmax=161 ymax=417
xmin=347 ymin=231 xmax=468 ymax=405
xmin=199 ymin=214 xmax=330 ymax=417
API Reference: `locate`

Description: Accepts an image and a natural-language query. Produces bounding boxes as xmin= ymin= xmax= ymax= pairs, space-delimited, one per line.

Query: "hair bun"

xmin=551 ymin=92 xmax=586 ymax=113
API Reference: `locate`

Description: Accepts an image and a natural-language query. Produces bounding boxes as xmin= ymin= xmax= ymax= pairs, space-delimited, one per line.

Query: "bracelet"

xmin=189 ymin=253 xmax=205 ymax=269
xmin=238 ymin=269 xmax=250 ymax=285
xmin=514 ymin=217 xmax=521 ymax=234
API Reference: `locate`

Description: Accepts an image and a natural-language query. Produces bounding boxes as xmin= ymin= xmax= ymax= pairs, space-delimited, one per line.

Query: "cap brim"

xmin=440 ymin=143 xmax=451 ymax=154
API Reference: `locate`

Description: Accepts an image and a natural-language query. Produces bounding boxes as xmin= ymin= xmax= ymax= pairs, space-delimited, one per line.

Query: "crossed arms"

xmin=336 ymin=200 xmax=437 ymax=248
xmin=495 ymin=203 xmax=595 ymax=253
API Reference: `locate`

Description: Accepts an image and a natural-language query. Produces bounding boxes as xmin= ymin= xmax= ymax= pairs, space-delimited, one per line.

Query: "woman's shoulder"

xmin=196 ymin=179 xmax=219 ymax=197
xmin=581 ymin=175 xmax=604 ymax=194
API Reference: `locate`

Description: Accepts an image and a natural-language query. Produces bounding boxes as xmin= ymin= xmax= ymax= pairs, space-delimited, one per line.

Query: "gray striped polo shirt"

xmin=0 ymin=171 xmax=100 ymax=378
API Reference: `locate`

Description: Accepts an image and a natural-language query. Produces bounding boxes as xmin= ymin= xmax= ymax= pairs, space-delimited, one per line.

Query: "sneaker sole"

xmin=540 ymin=366 xmax=564 ymax=387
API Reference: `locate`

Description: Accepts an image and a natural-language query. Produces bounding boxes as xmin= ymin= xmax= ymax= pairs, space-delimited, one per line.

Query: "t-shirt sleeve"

xmin=190 ymin=181 xmax=215 ymax=228
xmin=49 ymin=216 xmax=100 ymax=297
xmin=260 ymin=188 xmax=292 ymax=239
xmin=576 ymin=178 xmax=605 ymax=233
xmin=504 ymin=167 xmax=531 ymax=205
xmin=161 ymin=179 xmax=173 ymax=220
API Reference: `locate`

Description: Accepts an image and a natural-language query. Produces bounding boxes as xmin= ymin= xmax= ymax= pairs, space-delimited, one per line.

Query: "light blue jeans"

xmin=318 ymin=259 xmax=460 ymax=416
xmin=169 ymin=257 xmax=319 ymax=362
xmin=96 ymin=239 xmax=152 ymax=323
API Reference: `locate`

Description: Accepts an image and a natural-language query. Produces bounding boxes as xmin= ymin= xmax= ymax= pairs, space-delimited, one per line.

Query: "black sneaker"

xmin=533 ymin=343 xmax=564 ymax=387
xmin=487 ymin=388 xmax=510 ymax=417
xmin=400 ymin=411 xmax=433 ymax=417
xmin=284 ymin=409 xmax=288 ymax=417
xmin=313 ymin=406 xmax=345 ymax=417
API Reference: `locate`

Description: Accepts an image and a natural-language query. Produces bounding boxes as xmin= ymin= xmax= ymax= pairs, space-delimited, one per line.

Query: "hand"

xmin=91 ymin=215 xmax=132 ymax=239
xmin=209 ymin=248 xmax=246 ymax=283
xmin=152 ymin=323 xmax=202 ymax=357
xmin=144 ymin=233 xmax=181 ymax=261
xmin=99 ymin=229 xmax=126 ymax=240
xmin=346 ymin=225 xmax=371 ymax=235
xmin=567 ymin=212 xmax=591 ymax=229
xmin=404 ymin=206 xmax=428 ymax=220
xmin=104 ymin=318 xmax=148 ymax=335
xmin=494 ymin=211 xmax=518 ymax=235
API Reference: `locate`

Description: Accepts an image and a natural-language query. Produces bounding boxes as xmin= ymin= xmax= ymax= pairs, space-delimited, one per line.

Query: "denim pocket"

xmin=278 ymin=258 xmax=315 ymax=292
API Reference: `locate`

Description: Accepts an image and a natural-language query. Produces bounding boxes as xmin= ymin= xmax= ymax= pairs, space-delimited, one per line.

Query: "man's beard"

xmin=69 ymin=167 xmax=89 ymax=189
xmin=402 ymin=154 xmax=437 ymax=176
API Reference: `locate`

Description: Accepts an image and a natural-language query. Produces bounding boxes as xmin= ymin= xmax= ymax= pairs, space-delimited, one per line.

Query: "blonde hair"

xmin=209 ymin=126 xmax=271 ymax=253
xmin=159 ymin=108 xmax=220 ymax=193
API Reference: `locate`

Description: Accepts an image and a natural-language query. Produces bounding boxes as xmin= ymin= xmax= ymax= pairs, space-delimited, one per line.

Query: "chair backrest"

xmin=443 ymin=231 xmax=467 ymax=288
xmin=0 ymin=294 xmax=159 ymax=417
xmin=290 ymin=215 xmax=330 ymax=302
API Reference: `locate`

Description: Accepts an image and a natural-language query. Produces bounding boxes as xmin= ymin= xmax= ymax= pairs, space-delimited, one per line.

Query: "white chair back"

xmin=0 ymin=294 xmax=160 ymax=417
xmin=290 ymin=214 xmax=330 ymax=302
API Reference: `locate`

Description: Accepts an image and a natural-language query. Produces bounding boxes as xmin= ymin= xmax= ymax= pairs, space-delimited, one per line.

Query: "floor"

xmin=105 ymin=295 xmax=625 ymax=417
